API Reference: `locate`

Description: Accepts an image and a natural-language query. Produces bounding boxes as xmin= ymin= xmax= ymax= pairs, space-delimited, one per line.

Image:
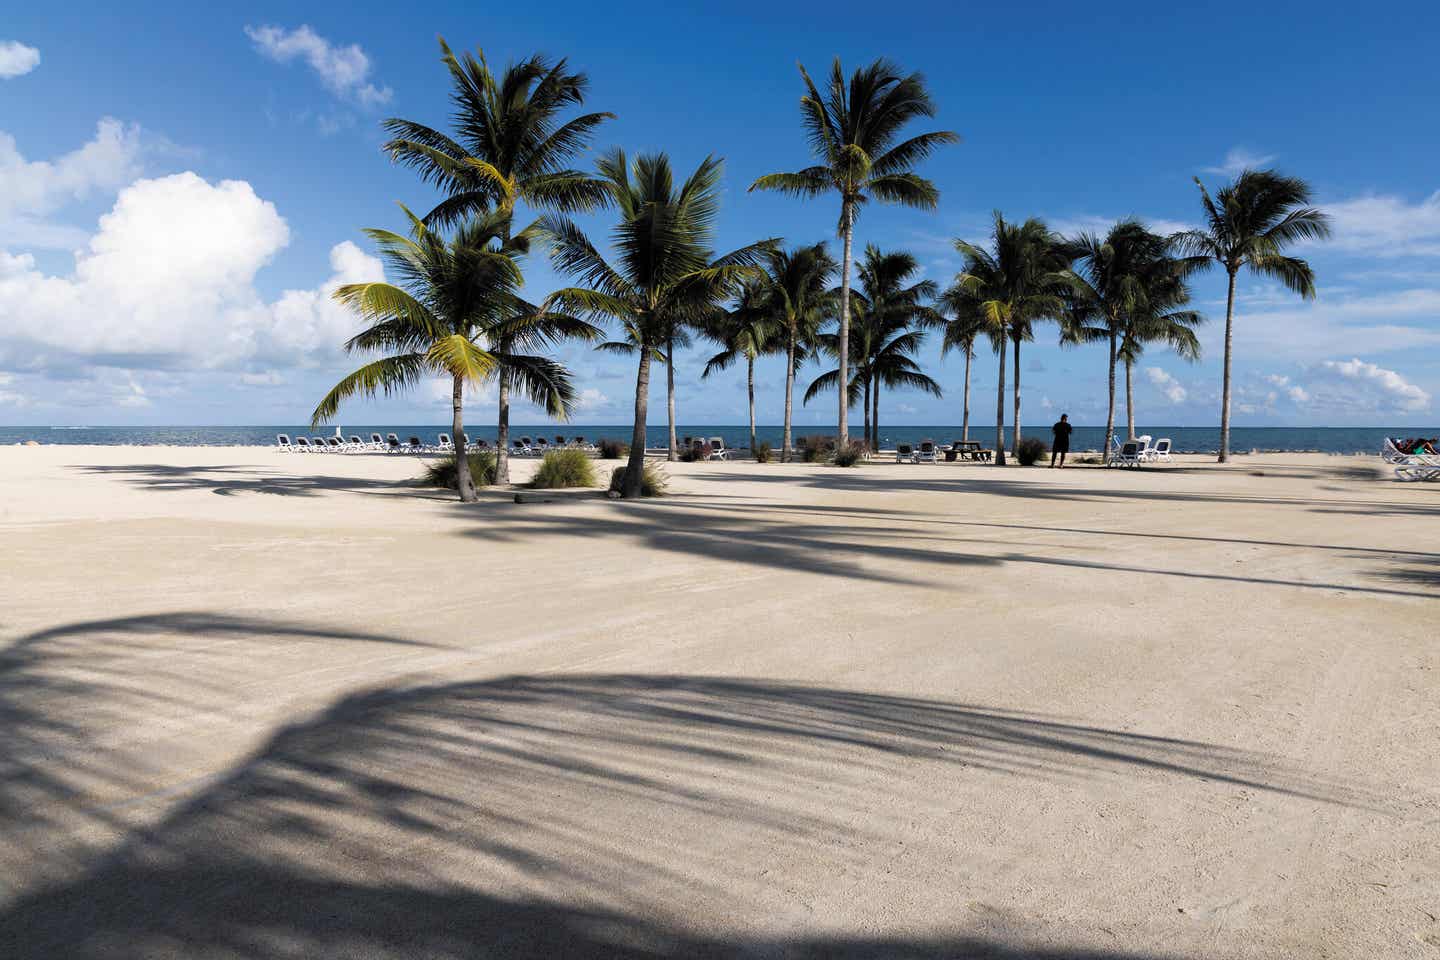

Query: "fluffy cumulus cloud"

xmin=245 ymin=25 xmax=392 ymax=107
xmin=0 ymin=171 xmax=382 ymax=371
xmin=1315 ymin=358 xmax=1430 ymax=413
xmin=0 ymin=41 xmax=40 ymax=79
xmin=1201 ymin=147 xmax=1276 ymax=177
xmin=1264 ymin=374 xmax=1309 ymax=405
xmin=0 ymin=118 xmax=146 ymax=248
xmin=1145 ymin=366 xmax=1187 ymax=404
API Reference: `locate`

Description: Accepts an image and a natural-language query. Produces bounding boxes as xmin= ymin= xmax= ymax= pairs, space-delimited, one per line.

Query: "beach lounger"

xmin=514 ymin=438 xmax=533 ymax=456
xmin=1150 ymin=438 xmax=1173 ymax=463
xmin=347 ymin=435 xmax=366 ymax=451
xmin=292 ymin=436 xmax=311 ymax=452
xmin=916 ymin=440 xmax=938 ymax=464
xmin=311 ymin=436 xmax=333 ymax=451
xmin=369 ymin=433 xmax=385 ymax=450
xmin=895 ymin=443 xmax=915 ymax=464
xmin=437 ymin=433 xmax=454 ymax=452
xmin=276 ymin=434 xmax=293 ymax=452
xmin=405 ymin=436 xmax=425 ymax=454
xmin=385 ymin=433 xmax=403 ymax=453
xmin=534 ymin=438 xmax=550 ymax=455
xmin=708 ymin=437 xmax=729 ymax=461
xmin=555 ymin=435 xmax=568 ymax=448
xmin=1109 ymin=440 xmax=1143 ymax=468
xmin=1385 ymin=438 xmax=1440 ymax=481
xmin=325 ymin=436 xmax=348 ymax=452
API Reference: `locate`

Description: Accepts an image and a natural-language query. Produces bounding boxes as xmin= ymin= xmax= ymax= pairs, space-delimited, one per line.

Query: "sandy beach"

xmin=1 ymin=444 xmax=1436 ymax=958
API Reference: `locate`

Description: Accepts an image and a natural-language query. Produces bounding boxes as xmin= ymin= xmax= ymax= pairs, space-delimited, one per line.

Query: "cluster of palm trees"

xmin=314 ymin=38 xmax=1331 ymax=499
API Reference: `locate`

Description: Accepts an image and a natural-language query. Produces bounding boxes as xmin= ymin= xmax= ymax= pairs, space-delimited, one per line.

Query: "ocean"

xmin=1 ymin=424 xmax=1417 ymax=454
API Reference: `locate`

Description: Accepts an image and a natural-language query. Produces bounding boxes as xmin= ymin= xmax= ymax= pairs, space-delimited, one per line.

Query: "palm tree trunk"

xmin=666 ymin=333 xmax=677 ymax=462
xmin=995 ymin=333 xmax=1008 ymax=466
xmin=747 ymin=355 xmax=757 ymax=458
xmin=452 ymin=374 xmax=476 ymax=503
xmin=873 ymin=381 xmax=881 ymax=451
xmin=495 ymin=374 xmax=511 ymax=483
xmin=624 ymin=349 xmax=651 ymax=498
xmin=1125 ymin=359 xmax=1136 ymax=440
xmin=961 ymin=347 xmax=972 ymax=442
xmin=1012 ymin=336 xmax=1022 ymax=451
xmin=1219 ymin=268 xmax=1236 ymax=463
xmin=782 ymin=335 xmax=796 ymax=463
xmin=862 ymin=376 xmax=872 ymax=451
xmin=1104 ymin=331 xmax=1117 ymax=463
xmin=837 ymin=211 xmax=853 ymax=444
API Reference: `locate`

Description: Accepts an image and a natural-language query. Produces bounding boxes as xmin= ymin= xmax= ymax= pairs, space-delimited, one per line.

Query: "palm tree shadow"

xmin=74 ymin=463 xmax=447 ymax=500
xmin=3 ymin=673 xmax=1364 ymax=959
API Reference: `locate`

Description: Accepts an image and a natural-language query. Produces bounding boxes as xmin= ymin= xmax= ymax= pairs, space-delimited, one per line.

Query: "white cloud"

xmin=240 ymin=370 xmax=285 ymax=386
xmin=0 ymin=41 xmax=40 ymax=79
xmin=0 ymin=118 xmax=146 ymax=249
xmin=0 ymin=171 xmax=383 ymax=371
xmin=1145 ymin=366 xmax=1187 ymax=404
xmin=1319 ymin=190 xmax=1440 ymax=258
xmin=1048 ymin=215 xmax=1194 ymax=239
xmin=245 ymin=25 xmax=392 ymax=107
xmin=1202 ymin=147 xmax=1276 ymax=177
xmin=1316 ymin=358 xmax=1429 ymax=413
xmin=1203 ymin=286 xmax=1440 ymax=360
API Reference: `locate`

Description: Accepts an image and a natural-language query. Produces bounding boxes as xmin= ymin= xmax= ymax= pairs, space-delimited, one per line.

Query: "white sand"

xmin=1 ymin=444 xmax=1436 ymax=958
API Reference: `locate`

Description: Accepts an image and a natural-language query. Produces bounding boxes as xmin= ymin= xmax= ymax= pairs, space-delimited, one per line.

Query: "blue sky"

xmin=3 ymin=1 xmax=1440 ymax=427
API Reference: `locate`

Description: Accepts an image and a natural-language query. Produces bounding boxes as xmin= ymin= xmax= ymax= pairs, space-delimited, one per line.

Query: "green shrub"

xmin=608 ymin=463 xmax=668 ymax=497
xmin=796 ymin=435 xmax=836 ymax=463
xmin=530 ymin=449 xmax=597 ymax=488
xmin=1015 ymin=436 xmax=1049 ymax=466
xmin=423 ymin=451 xmax=497 ymax=489
xmin=679 ymin=443 xmax=705 ymax=462
xmin=597 ymin=437 xmax=628 ymax=459
xmin=753 ymin=441 xmax=772 ymax=463
xmin=831 ymin=441 xmax=866 ymax=467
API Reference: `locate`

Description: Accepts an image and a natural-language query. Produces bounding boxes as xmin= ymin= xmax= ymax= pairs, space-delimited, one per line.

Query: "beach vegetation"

xmin=1015 ymin=436 xmax=1048 ymax=466
xmin=700 ymin=278 xmax=783 ymax=457
xmin=423 ymin=450 xmax=499 ymax=489
xmin=608 ymin=462 xmax=668 ymax=497
xmin=831 ymin=440 xmax=866 ymax=467
xmin=530 ymin=449 xmax=598 ymax=488
xmin=596 ymin=437 xmax=628 ymax=459
xmin=753 ymin=441 xmax=773 ymax=463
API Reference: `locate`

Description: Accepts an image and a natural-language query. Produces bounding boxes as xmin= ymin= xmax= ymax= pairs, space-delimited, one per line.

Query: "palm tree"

xmin=1061 ymin=220 xmax=1167 ymax=458
xmin=540 ymin=150 xmax=773 ymax=497
xmin=951 ymin=214 xmax=1068 ymax=465
xmin=1171 ymin=169 xmax=1330 ymax=462
xmin=756 ymin=243 xmax=836 ymax=462
xmin=936 ymin=289 xmax=990 ymax=442
xmin=312 ymin=209 xmax=582 ymax=502
xmin=1116 ymin=254 xmax=1205 ymax=438
xmin=750 ymin=57 xmax=957 ymax=445
xmin=807 ymin=246 xmax=940 ymax=449
xmin=382 ymin=37 xmax=613 ymax=482
xmin=700 ymin=280 xmax=781 ymax=456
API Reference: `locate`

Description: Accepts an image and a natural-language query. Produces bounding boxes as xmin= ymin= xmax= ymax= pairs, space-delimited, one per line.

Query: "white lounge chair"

xmin=369 ymin=432 xmax=386 ymax=451
xmin=916 ymin=439 xmax=938 ymax=464
xmin=534 ymin=437 xmax=550 ymax=455
xmin=895 ymin=443 xmax=915 ymax=464
xmin=347 ymin=435 xmax=366 ymax=452
xmin=514 ymin=437 xmax=534 ymax=457
xmin=1150 ymin=438 xmax=1173 ymax=463
xmin=292 ymin=436 xmax=312 ymax=452
xmin=437 ymin=433 xmax=454 ymax=453
xmin=404 ymin=436 xmax=425 ymax=454
xmin=276 ymin=434 xmax=293 ymax=452
xmin=1109 ymin=440 xmax=1143 ymax=468
xmin=1385 ymin=438 xmax=1440 ymax=481
xmin=384 ymin=433 xmax=403 ymax=453
xmin=708 ymin=437 xmax=729 ymax=461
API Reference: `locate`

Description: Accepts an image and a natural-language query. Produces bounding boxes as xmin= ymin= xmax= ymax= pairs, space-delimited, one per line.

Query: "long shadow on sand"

xmin=73 ymin=462 xmax=456 ymax=500
xmin=2 ymin=672 xmax=1359 ymax=959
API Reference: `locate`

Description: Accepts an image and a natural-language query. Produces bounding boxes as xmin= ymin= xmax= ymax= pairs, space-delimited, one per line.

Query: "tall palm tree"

xmin=757 ymin=243 xmax=836 ymax=462
xmin=1061 ymin=220 xmax=1166 ymax=457
xmin=700 ymin=280 xmax=781 ymax=456
xmin=541 ymin=150 xmax=773 ymax=497
xmin=1116 ymin=254 xmax=1205 ymax=437
xmin=750 ymin=57 xmax=957 ymax=445
xmin=952 ymin=214 xmax=1068 ymax=465
xmin=382 ymin=37 xmax=613 ymax=482
xmin=807 ymin=246 xmax=940 ymax=449
xmin=1171 ymin=169 xmax=1330 ymax=462
xmin=312 ymin=209 xmax=582 ymax=502
xmin=936 ymin=289 xmax=990 ymax=442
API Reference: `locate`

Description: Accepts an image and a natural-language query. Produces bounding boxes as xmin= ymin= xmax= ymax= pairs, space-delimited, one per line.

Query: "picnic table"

xmin=946 ymin=440 xmax=993 ymax=462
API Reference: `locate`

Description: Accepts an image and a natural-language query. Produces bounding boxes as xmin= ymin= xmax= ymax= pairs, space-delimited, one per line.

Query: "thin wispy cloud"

xmin=244 ymin=25 xmax=392 ymax=108
xmin=0 ymin=40 xmax=40 ymax=79
xmin=1201 ymin=147 xmax=1276 ymax=177
xmin=1319 ymin=190 xmax=1440 ymax=258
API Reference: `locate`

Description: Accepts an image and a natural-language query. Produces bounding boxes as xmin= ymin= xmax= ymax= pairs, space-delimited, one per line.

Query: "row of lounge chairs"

xmin=1107 ymin=435 xmax=1173 ymax=468
xmin=1382 ymin=438 xmax=1440 ymax=481
xmin=275 ymin=433 xmax=605 ymax=455
xmin=894 ymin=440 xmax=994 ymax=463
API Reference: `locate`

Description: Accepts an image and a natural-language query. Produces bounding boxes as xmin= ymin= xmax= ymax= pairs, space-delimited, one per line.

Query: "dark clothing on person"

xmin=1051 ymin=419 xmax=1072 ymax=452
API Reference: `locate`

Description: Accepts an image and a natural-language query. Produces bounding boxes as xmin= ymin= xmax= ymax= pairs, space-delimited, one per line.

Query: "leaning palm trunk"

xmin=495 ymin=375 xmax=511 ymax=483
xmin=837 ymin=216 xmax=853 ymax=443
xmin=1219 ymin=269 xmax=1237 ymax=462
xmin=1104 ymin=332 xmax=1117 ymax=463
xmin=961 ymin=347 xmax=972 ymax=442
xmin=782 ymin=336 xmax=796 ymax=463
xmin=1012 ymin=337 xmax=1022 ymax=449
xmin=747 ymin=356 xmax=757 ymax=457
xmin=624 ymin=349 xmax=652 ymax=498
xmin=994 ymin=334 xmax=1008 ymax=466
xmin=452 ymin=374 xmax=477 ymax=502
xmin=666 ymin=333 xmax=677 ymax=462
xmin=1125 ymin=359 xmax=1136 ymax=440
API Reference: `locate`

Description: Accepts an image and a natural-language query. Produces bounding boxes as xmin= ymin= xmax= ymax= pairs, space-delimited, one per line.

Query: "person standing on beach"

xmin=1051 ymin=414 xmax=1072 ymax=468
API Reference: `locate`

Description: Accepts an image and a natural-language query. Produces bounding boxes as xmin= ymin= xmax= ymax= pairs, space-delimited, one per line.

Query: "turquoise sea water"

xmin=1 ymin=424 xmax=1419 ymax=454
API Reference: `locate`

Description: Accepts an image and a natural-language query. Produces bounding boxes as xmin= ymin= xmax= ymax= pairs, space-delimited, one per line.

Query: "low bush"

xmin=1015 ymin=436 xmax=1049 ymax=466
xmin=596 ymin=437 xmax=628 ymax=459
xmin=679 ymin=443 xmax=705 ymax=462
xmin=753 ymin=441 xmax=773 ymax=464
xmin=530 ymin=449 xmax=597 ymax=489
xmin=608 ymin=462 xmax=668 ymax=497
xmin=796 ymin=435 xmax=836 ymax=463
xmin=831 ymin=441 xmax=866 ymax=467
xmin=423 ymin=451 xmax=497 ymax=489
